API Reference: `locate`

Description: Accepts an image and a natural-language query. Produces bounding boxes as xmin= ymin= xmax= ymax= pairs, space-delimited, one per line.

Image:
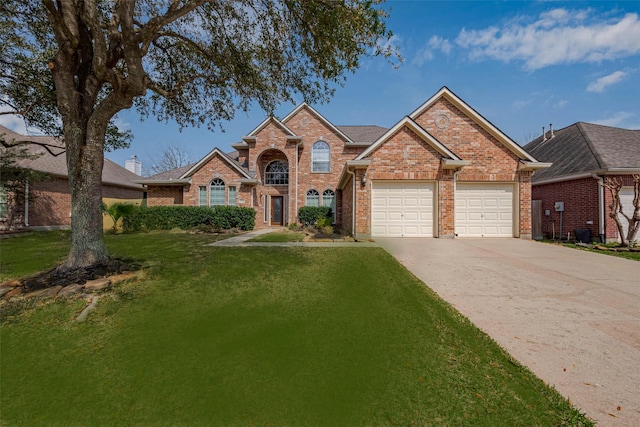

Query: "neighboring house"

xmin=524 ymin=122 xmax=640 ymax=242
xmin=0 ymin=125 xmax=145 ymax=231
xmin=140 ymin=87 xmax=549 ymax=239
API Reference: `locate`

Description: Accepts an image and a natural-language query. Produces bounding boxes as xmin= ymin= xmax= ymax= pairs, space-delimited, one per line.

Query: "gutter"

xmin=533 ymin=168 xmax=640 ymax=186
xmin=346 ymin=166 xmax=357 ymax=239
xmin=591 ymin=173 xmax=606 ymax=243
xmin=295 ymin=141 xmax=303 ymax=221
xmin=133 ymin=178 xmax=190 ymax=186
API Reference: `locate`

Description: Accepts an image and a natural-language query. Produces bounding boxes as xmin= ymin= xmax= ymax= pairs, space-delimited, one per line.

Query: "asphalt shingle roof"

xmin=336 ymin=125 xmax=388 ymax=144
xmin=1 ymin=125 xmax=143 ymax=190
xmin=524 ymin=122 xmax=640 ymax=182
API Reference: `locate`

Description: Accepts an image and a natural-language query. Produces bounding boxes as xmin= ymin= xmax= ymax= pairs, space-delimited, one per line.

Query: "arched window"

xmin=322 ymin=189 xmax=336 ymax=220
xmin=312 ymin=141 xmax=330 ymax=172
xmin=306 ymin=189 xmax=319 ymax=207
xmin=265 ymin=160 xmax=289 ymax=185
xmin=210 ymin=178 xmax=225 ymax=206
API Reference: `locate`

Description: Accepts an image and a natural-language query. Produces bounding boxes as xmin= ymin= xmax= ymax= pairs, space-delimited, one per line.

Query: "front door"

xmin=271 ymin=196 xmax=284 ymax=226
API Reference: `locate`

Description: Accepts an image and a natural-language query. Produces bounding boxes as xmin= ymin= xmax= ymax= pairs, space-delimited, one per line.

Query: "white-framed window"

xmin=323 ymin=189 xmax=336 ymax=220
xmin=306 ymin=189 xmax=320 ymax=207
xmin=210 ymin=178 xmax=225 ymax=206
xmin=228 ymin=186 xmax=236 ymax=206
xmin=0 ymin=186 xmax=7 ymax=219
xmin=265 ymin=160 xmax=289 ymax=185
xmin=312 ymin=141 xmax=330 ymax=172
xmin=198 ymin=186 xmax=207 ymax=206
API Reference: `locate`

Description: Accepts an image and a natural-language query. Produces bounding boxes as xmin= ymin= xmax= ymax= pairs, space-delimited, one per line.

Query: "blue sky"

xmin=3 ymin=1 xmax=640 ymax=172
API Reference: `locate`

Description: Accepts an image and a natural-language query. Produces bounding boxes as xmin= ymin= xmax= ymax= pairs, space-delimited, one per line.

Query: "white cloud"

xmin=455 ymin=9 xmax=640 ymax=70
xmin=0 ymin=99 xmax=26 ymax=133
xmin=591 ymin=111 xmax=635 ymax=127
xmin=586 ymin=70 xmax=628 ymax=92
xmin=413 ymin=35 xmax=452 ymax=66
xmin=512 ymin=99 xmax=530 ymax=110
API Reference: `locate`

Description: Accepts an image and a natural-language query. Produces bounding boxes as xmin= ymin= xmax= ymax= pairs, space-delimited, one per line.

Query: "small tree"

xmin=102 ymin=202 xmax=136 ymax=233
xmin=146 ymin=145 xmax=192 ymax=176
xmin=602 ymin=175 xmax=640 ymax=247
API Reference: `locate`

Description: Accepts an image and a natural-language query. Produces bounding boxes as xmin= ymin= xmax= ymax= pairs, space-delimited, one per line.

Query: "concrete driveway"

xmin=376 ymin=238 xmax=640 ymax=426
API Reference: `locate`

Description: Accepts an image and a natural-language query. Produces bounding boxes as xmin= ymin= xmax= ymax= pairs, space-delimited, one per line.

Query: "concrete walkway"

xmin=206 ymin=229 xmax=378 ymax=247
xmin=376 ymin=238 xmax=640 ymax=426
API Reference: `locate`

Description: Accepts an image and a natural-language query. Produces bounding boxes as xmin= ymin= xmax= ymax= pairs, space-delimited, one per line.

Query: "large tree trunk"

xmin=63 ymin=122 xmax=109 ymax=269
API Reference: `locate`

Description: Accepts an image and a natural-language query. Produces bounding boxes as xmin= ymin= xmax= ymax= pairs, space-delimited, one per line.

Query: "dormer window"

xmin=312 ymin=141 xmax=330 ymax=172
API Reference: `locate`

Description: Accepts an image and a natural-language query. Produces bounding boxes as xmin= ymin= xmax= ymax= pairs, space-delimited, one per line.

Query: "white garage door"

xmin=456 ymin=183 xmax=514 ymax=237
xmin=620 ymin=188 xmax=639 ymax=242
xmin=371 ymin=181 xmax=434 ymax=237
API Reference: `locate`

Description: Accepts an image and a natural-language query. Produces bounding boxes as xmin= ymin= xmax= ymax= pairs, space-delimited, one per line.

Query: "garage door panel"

xmin=456 ymin=184 xmax=514 ymax=237
xmin=372 ymin=181 xmax=434 ymax=237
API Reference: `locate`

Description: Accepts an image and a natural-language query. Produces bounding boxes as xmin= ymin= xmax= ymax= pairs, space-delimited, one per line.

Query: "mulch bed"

xmin=19 ymin=258 xmax=140 ymax=293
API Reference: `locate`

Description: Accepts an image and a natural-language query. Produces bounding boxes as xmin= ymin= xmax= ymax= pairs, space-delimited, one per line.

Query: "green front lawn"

xmin=1 ymin=232 xmax=592 ymax=426
xmin=248 ymin=230 xmax=306 ymax=242
xmin=555 ymin=241 xmax=640 ymax=261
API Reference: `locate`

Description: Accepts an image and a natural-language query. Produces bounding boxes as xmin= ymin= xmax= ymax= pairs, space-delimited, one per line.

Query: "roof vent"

xmin=549 ymin=123 xmax=554 ymax=139
xmin=542 ymin=126 xmax=547 ymax=142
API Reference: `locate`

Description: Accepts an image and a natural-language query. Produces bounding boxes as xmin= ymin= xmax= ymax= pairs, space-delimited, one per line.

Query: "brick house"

xmin=524 ymin=122 xmax=640 ymax=243
xmin=0 ymin=125 xmax=145 ymax=231
xmin=141 ymin=87 xmax=549 ymax=239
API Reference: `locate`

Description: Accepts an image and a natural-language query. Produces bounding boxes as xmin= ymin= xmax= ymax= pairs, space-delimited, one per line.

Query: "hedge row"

xmin=298 ymin=206 xmax=332 ymax=226
xmin=122 ymin=205 xmax=255 ymax=232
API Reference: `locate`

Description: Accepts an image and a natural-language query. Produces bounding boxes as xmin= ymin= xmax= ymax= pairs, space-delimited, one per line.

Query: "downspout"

xmin=295 ymin=141 xmax=302 ymax=223
xmin=346 ymin=167 xmax=357 ymax=240
xmin=24 ymin=178 xmax=29 ymax=227
xmin=592 ymin=173 xmax=605 ymax=243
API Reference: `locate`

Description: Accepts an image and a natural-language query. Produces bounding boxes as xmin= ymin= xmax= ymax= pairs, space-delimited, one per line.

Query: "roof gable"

xmin=282 ymin=103 xmax=353 ymax=143
xmin=180 ymin=147 xmax=252 ymax=179
xmin=245 ymin=116 xmax=297 ymax=138
xmin=410 ymin=87 xmax=537 ymax=162
xmin=356 ymin=116 xmax=462 ymax=161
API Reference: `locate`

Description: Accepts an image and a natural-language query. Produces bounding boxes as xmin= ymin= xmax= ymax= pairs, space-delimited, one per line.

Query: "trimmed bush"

xmin=298 ymin=206 xmax=332 ymax=226
xmin=122 ymin=205 xmax=255 ymax=232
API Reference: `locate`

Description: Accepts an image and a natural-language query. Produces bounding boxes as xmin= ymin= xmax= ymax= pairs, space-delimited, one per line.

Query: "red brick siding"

xmin=413 ymin=99 xmax=521 ymax=181
xmin=519 ymin=171 xmax=533 ymax=239
xmin=1 ymin=175 xmax=143 ymax=229
xmin=102 ymin=186 xmax=144 ymax=199
xmin=146 ymin=186 xmax=184 ymax=206
xmin=286 ymin=108 xmax=366 ymax=227
xmin=532 ymin=177 xmax=600 ymax=240
xmin=186 ymin=154 xmax=251 ymax=208
xmin=341 ymin=175 xmax=354 ymax=234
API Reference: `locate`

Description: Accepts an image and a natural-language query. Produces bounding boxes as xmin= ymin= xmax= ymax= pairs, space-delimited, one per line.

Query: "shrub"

xmin=298 ymin=206 xmax=332 ymax=226
xmin=122 ymin=205 xmax=255 ymax=232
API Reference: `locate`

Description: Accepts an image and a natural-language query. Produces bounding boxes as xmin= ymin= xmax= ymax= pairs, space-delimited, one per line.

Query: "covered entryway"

xmin=371 ymin=181 xmax=434 ymax=237
xmin=455 ymin=183 xmax=514 ymax=237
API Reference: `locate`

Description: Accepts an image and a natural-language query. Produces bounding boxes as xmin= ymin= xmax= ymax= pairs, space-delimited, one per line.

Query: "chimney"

xmin=125 ymin=155 xmax=142 ymax=176
xmin=549 ymin=123 xmax=554 ymax=138
xmin=542 ymin=126 xmax=547 ymax=142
